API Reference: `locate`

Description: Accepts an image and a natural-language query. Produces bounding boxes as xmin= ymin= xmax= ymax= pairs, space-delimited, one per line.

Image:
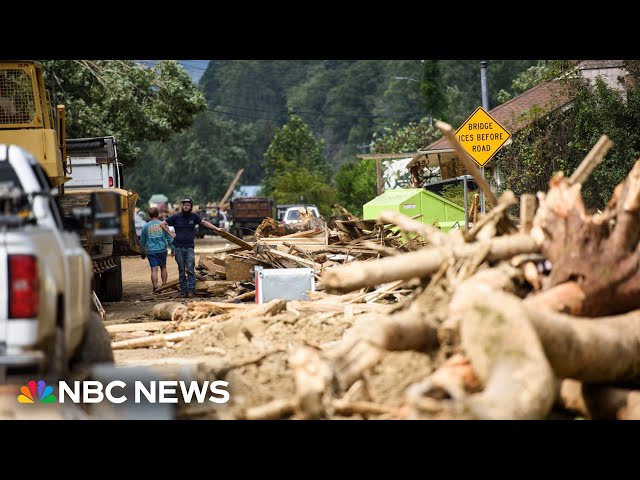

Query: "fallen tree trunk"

xmin=152 ymin=302 xmax=187 ymax=321
xmin=460 ymin=287 xmax=640 ymax=384
xmin=448 ymin=285 xmax=556 ymax=420
xmin=321 ymin=234 xmax=538 ymax=293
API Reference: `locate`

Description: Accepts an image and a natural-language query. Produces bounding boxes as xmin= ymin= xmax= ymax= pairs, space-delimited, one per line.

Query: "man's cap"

xmin=182 ymin=197 xmax=193 ymax=204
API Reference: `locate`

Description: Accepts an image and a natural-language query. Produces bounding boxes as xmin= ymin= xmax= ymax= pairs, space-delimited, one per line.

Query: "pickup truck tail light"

xmin=8 ymin=255 xmax=39 ymax=319
xmin=109 ymin=176 xmax=114 ymax=187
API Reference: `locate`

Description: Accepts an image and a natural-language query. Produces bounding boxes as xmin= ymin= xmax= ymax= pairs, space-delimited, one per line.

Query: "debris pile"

xmin=110 ymin=124 xmax=640 ymax=420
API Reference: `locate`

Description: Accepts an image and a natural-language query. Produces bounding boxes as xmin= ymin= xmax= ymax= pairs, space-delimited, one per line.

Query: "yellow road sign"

xmin=455 ymin=106 xmax=511 ymax=167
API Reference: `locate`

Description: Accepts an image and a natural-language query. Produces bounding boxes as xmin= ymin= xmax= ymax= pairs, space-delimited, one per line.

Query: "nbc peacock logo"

xmin=17 ymin=380 xmax=57 ymax=404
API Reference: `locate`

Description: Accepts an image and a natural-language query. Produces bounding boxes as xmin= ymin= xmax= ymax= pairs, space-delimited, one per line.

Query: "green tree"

xmin=263 ymin=113 xmax=335 ymax=214
xmin=372 ymin=121 xmax=441 ymax=154
xmin=128 ymin=111 xmax=256 ymax=205
xmin=41 ymin=60 xmax=206 ymax=164
xmin=334 ymin=160 xmax=377 ymax=217
xmin=421 ymin=60 xmax=447 ymax=125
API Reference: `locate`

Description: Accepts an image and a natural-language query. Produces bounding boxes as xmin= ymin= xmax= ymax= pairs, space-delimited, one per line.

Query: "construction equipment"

xmin=0 ymin=61 xmax=143 ymax=301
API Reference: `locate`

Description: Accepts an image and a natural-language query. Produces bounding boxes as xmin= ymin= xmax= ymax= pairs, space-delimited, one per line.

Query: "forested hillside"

xmin=129 ymin=60 xmax=537 ymax=206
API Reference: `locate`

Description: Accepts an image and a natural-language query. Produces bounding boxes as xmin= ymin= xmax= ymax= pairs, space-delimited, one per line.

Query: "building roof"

xmin=421 ymin=80 xmax=571 ymax=155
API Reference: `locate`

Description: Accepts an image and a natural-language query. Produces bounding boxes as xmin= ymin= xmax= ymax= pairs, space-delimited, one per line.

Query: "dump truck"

xmin=0 ymin=61 xmax=142 ymax=301
xmin=229 ymin=196 xmax=275 ymax=238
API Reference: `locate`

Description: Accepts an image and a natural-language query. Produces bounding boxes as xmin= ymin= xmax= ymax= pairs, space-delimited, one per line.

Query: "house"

xmin=407 ymin=61 xmax=625 ymax=189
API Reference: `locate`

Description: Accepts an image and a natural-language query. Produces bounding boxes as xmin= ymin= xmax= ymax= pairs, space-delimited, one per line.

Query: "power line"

xmin=213 ymin=109 xmax=412 ymax=128
xmin=214 ymin=102 xmax=424 ymax=119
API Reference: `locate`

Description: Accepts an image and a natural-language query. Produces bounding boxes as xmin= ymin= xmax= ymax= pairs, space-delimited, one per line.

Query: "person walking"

xmin=140 ymin=207 xmax=175 ymax=293
xmin=161 ymin=197 xmax=220 ymax=297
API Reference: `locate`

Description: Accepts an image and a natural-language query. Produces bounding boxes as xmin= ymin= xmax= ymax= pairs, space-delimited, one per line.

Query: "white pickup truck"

xmin=0 ymin=144 xmax=113 ymax=381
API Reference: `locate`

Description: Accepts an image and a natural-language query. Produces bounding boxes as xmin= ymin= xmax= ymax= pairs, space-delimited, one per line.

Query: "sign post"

xmin=455 ymin=106 xmax=511 ymax=213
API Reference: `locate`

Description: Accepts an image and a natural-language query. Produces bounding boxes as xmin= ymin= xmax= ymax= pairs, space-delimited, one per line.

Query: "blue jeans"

xmin=175 ymin=247 xmax=196 ymax=294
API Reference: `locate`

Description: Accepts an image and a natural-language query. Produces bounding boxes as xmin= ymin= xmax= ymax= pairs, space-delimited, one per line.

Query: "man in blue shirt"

xmin=161 ymin=197 xmax=220 ymax=297
xmin=140 ymin=207 xmax=175 ymax=293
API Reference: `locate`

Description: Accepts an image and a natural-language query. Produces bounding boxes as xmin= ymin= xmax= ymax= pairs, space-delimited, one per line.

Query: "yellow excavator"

xmin=0 ymin=60 xmax=142 ymax=301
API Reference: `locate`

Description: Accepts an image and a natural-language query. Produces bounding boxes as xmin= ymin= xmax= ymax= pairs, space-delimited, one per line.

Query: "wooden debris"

xmin=224 ymin=257 xmax=254 ymax=281
xmin=111 ymin=330 xmax=194 ymax=350
xmin=244 ymin=399 xmax=296 ymax=420
xmin=321 ymin=234 xmax=538 ymax=293
xmin=289 ymin=346 xmax=334 ymax=419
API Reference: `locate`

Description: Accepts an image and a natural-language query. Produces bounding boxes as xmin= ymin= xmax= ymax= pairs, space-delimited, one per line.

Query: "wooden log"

xmin=531 ymin=156 xmax=640 ymax=316
xmin=152 ymin=302 xmax=187 ymax=321
xmin=111 ymin=330 xmax=194 ymax=349
xmin=321 ymin=233 xmax=538 ymax=293
xmin=223 ymin=290 xmax=256 ymax=303
xmin=450 ymin=285 xmax=556 ymax=420
xmin=113 ymin=331 xmax=152 ymax=342
xmin=519 ymin=193 xmax=536 ymax=234
xmin=289 ymin=346 xmax=333 ymax=419
xmin=465 ymin=286 xmax=640 ymax=384
xmin=464 ymin=190 xmax=517 ymax=242
xmin=525 ymin=281 xmax=586 ymax=314
xmin=244 ymin=399 xmax=296 ymax=420
xmin=106 ymin=322 xmax=169 ymax=333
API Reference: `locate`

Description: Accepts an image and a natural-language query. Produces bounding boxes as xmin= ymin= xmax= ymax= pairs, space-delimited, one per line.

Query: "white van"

xmin=282 ymin=205 xmax=320 ymax=225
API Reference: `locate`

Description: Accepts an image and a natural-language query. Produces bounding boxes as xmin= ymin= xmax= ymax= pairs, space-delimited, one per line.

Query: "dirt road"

xmin=106 ymin=237 xmax=227 ymax=365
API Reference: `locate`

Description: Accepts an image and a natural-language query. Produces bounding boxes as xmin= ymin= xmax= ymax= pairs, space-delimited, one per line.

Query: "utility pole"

xmin=480 ymin=61 xmax=489 ymax=214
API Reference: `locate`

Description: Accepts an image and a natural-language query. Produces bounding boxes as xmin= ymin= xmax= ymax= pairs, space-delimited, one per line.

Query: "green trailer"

xmin=363 ymin=188 xmax=465 ymax=232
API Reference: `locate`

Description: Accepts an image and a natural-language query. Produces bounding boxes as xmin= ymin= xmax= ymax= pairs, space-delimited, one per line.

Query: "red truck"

xmin=229 ymin=197 xmax=275 ymax=239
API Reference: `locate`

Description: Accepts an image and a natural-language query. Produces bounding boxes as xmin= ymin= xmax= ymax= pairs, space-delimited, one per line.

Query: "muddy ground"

xmin=111 ymin=238 xmax=434 ymax=419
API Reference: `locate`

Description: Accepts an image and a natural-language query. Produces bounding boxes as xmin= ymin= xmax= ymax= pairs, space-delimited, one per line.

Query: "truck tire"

xmin=98 ymin=257 xmax=123 ymax=302
xmin=46 ymin=325 xmax=69 ymax=381
xmin=72 ymin=312 xmax=114 ymax=367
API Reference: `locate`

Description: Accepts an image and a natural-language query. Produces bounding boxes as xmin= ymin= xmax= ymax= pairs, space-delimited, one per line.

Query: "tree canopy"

xmin=42 ymin=60 xmax=206 ymax=164
xmin=263 ymin=113 xmax=335 ymax=214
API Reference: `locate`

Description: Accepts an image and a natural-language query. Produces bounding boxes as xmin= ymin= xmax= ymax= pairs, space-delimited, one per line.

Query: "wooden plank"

xmin=106 ymin=322 xmax=169 ymax=333
xmin=211 ymin=227 xmax=254 ymax=250
xmin=208 ymin=245 xmax=244 ymax=255
xmin=268 ymin=249 xmax=322 ymax=269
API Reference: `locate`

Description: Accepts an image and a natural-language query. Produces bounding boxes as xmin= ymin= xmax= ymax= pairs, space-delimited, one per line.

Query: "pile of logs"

xmin=116 ymin=122 xmax=640 ymax=420
xmin=242 ymin=126 xmax=640 ymax=420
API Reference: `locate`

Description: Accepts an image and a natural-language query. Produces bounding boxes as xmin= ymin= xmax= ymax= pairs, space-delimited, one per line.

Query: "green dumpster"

xmin=363 ymin=188 xmax=465 ymax=233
